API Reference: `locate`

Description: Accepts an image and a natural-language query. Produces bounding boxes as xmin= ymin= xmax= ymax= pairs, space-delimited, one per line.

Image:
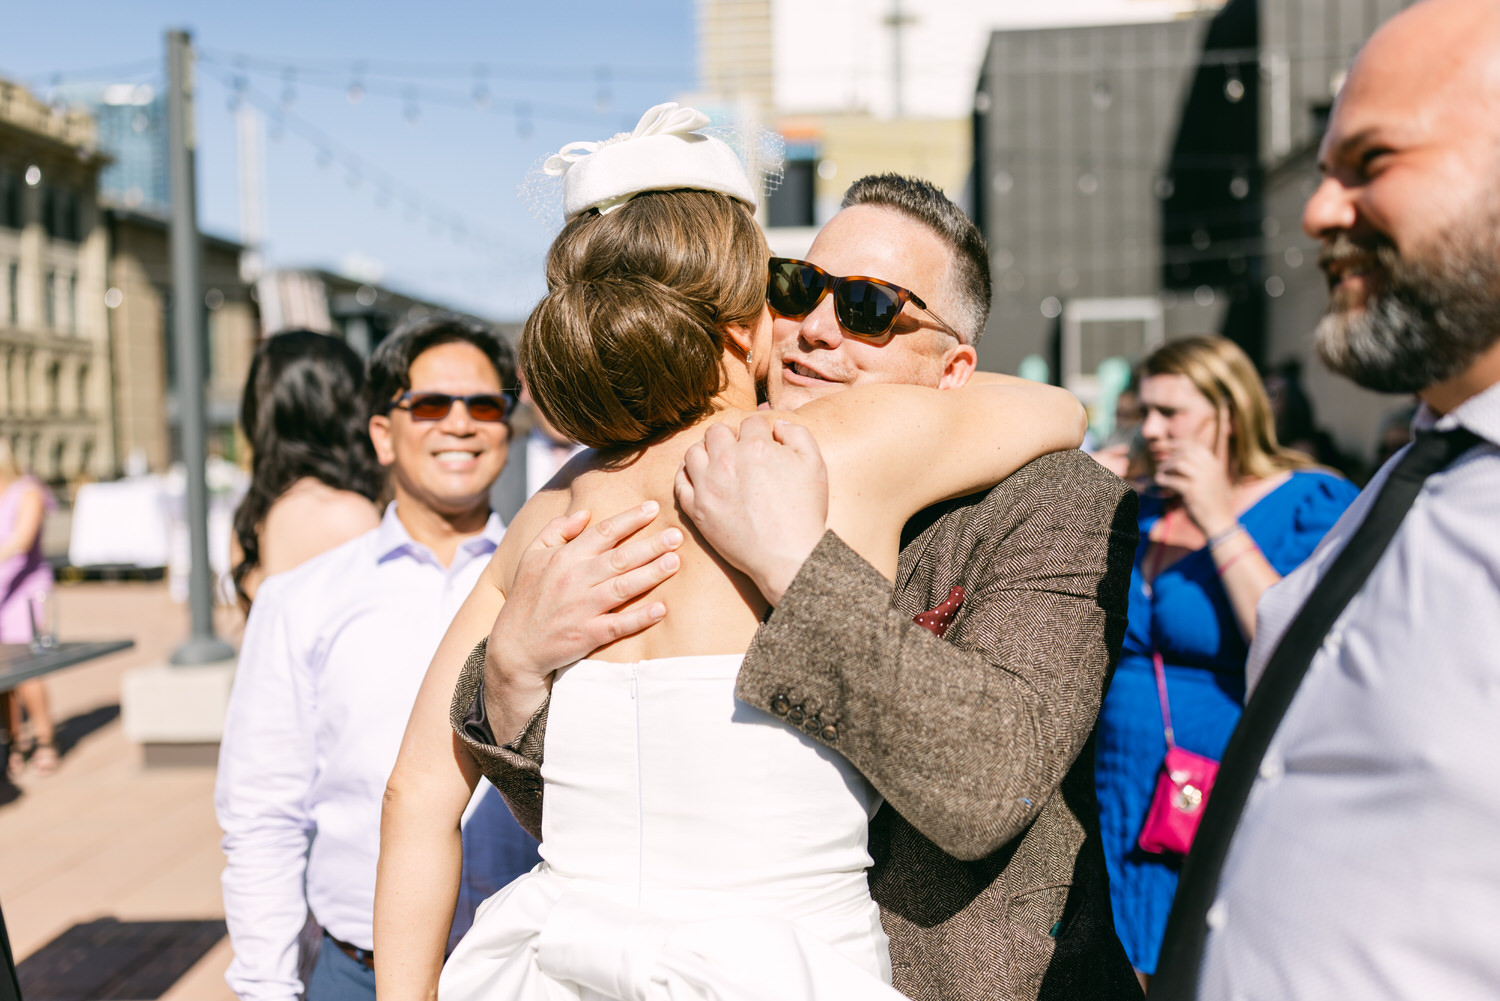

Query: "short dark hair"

xmin=841 ymin=173 xmax=991 ymax=343
xmin=367 ymin=313 xmax=518 ymax=418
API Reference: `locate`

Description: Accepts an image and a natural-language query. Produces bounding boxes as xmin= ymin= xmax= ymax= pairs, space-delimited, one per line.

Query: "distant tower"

xmin=236 ymin=104 xmax=267 ymax=283
xmin=54 ymin=82 xmax=169 ymax=211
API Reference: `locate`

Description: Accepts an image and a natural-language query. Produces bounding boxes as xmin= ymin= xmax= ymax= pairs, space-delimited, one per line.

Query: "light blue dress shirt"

xmin=215 ymin=503 xmax=538 ymax=1001
xmin=1198 ymin=379 xmax=1500 ymax=1000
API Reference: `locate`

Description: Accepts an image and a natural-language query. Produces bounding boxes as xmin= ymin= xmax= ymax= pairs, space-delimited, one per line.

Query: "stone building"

xmin=0 ymin=77 xmax=116 ymax=483
xmin=104 ymin=209 xmax=257 ymax=470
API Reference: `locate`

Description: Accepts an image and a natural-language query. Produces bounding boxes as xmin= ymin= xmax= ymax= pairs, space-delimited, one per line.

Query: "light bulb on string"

xmin=404 ymin=87 xmax=421 ymax=126
xmin=1224 ymin=66 xmax=1245 ymax=103
xmin=473 ymin=65 xmax=491 ymax=110
xmin=347 ymin=62 xmax=365 ymax=105
xmin=595 ymin=66 xmax=612 ymax=114
xmin=516 ymin=101 xmax=534 ymax=139
xmin=228 ymin=74 xmax=248 ymax=113
xmin=281 ymin=68 xmax=296 ymax=112
xmin=316 ymin=148 xmax=333 ymax=169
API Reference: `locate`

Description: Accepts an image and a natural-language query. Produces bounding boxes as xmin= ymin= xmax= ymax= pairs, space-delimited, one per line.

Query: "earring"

xmin=746 ymin=349 xmax=754 ymax=364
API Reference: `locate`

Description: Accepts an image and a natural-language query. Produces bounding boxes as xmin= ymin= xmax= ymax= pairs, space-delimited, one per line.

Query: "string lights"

xmin=205 ymin=62 xmax=538 ymax=269
xmin=28 ymin=36 xmax=1349 ymax=316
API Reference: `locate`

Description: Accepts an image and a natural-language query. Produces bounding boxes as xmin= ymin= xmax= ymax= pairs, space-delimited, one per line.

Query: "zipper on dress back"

xmin=630 ymin=662 xmax=643 ymax=907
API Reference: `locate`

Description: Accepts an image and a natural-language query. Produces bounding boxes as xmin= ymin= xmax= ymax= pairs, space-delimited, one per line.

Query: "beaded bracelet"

xmin=1206 ymin=523 xmax=1247 ymax=549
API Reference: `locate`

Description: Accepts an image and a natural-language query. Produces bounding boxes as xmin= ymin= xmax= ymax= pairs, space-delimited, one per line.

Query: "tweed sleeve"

xmin=737 ymin=451 xmax=1139 ymax=861
xmin=450 ymin=638 xmax=547 ymax=842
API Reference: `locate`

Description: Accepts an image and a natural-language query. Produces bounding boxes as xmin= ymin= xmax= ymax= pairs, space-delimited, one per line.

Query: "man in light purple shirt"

xmin=215 ymin=315 xmax=536 ymax=1001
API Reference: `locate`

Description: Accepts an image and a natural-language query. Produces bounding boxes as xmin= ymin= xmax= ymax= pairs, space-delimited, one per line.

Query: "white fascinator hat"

xmin=525 ymin=102 xmax=782 ymax=224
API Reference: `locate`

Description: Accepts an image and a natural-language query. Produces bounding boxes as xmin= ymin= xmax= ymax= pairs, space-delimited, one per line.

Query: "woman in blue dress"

xmin=1094 ymin=335 xmax=1359 ymax=986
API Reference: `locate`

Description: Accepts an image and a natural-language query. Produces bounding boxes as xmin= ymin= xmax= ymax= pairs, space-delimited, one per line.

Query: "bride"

xmin=375 ymin=104 xmax=1085 ymax=1000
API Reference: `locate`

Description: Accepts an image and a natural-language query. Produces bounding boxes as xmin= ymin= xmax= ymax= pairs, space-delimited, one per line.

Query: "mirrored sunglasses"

xmin=766 ymin=257 xmax=960 ymax=341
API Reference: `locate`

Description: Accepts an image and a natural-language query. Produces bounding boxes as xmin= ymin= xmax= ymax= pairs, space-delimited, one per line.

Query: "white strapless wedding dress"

xmin=439 ymin=655 xmax=903 ymax=1001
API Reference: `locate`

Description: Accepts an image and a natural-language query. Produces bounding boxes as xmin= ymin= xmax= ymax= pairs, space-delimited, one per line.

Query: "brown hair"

xmin=520 ymin=189 xmax=768 ymax=449
xmin=1143 ymin=335 xmax=1314 ymax=480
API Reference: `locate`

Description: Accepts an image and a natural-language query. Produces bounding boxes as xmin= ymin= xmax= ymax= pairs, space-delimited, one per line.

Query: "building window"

xmin=41 ymin=188 xmax=79 ymax=243
xmin=76 ymin=363 xmax=89 ymax=416
xmin=0 ymin=171 xmax=18 ymax=230
xmin=45 ymin=360 xmax=60 ymax=414
xmin=50 ymin=439 xmax=66 ymax=480
xmin=767 ymin=157 xmax=817 ymax=228
xmin=6 ymin=263 xmax=16 ymax=326
xmin=68 ymin=273 xmax=77 ymax=333
xmin=61 ymin=191 xmax=80 ymax=242
xmin=44 ymin=271 xmax=56 ymax=328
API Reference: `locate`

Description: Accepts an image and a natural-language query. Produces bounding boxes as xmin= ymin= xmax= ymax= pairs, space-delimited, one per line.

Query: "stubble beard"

xmin=1314 ymin=220 xmax=1500 ymax=394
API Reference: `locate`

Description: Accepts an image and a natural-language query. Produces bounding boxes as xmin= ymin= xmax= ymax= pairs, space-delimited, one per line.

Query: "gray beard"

xmin=1314 ymin=233 xmax=1500 ymax=394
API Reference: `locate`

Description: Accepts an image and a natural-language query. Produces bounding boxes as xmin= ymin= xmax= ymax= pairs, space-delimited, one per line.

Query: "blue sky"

xmin=3 ymin=1 xmax=696 ymax=319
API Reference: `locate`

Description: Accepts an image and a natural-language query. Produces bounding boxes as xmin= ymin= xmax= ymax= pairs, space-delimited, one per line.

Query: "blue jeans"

xmin=307 ymin=933 xmax=375 ymax=1001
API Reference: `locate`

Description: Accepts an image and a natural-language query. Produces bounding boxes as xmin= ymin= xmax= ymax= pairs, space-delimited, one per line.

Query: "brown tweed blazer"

xmin=451 ymin=449 xmax=1142 ymax=1001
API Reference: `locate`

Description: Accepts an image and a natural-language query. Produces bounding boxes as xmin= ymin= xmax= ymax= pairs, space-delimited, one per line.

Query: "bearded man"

xmin=1152 ymin=1 xmax=1500 ymax=998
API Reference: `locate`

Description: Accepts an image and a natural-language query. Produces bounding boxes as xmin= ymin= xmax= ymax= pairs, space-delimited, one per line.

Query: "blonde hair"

xmin=1143 ymin=335 xmax=1314 ymax=480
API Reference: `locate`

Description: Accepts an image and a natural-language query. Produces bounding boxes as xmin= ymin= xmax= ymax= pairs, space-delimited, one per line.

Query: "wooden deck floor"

xmin=0 ymin=582 xmax=241 ymax=1001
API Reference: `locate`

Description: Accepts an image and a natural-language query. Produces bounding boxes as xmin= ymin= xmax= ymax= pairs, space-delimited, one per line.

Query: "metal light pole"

xmin=166 ymin=28 xmax=234 ymax=665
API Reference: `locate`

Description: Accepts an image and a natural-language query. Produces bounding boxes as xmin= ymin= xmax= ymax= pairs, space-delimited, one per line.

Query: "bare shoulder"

xmin=260 ymin=481 xmax=381 ymax=577
xmin=489 ymin=482 xmax=576 ymax=594
xmin=265 ymin=480 xmax=381 ymax=532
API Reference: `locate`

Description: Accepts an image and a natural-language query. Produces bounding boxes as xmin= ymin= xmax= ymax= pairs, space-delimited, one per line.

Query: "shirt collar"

xmin=373 ymin=501 xmax=505 ymax=565
xmin=1414 ymin=378 xmax=1500 ymax=446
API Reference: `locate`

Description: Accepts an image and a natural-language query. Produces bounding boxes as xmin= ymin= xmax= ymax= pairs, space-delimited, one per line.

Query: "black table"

xmin=0 ymin=641 xmax=134 ymax=693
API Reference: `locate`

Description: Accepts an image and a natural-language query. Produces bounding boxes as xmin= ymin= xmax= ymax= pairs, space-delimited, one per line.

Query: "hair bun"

xmin=521 ymin=273 xmax=724 ymax=449
xmin=520 ymin=190 xmax=769 ymax=449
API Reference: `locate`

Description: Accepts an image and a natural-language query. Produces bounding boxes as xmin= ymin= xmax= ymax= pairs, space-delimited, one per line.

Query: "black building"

xmin=973 ymin=0 xmax=1412 ymax=457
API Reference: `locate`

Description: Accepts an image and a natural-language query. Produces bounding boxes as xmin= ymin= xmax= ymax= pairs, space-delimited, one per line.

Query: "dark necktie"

xmin=1153 ymin=426 xmax=1481 ymax=999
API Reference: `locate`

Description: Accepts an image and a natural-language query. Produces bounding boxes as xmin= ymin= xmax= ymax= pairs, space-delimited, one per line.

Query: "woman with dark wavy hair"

xmin=231 ymin=330 xmax=384 ymax=607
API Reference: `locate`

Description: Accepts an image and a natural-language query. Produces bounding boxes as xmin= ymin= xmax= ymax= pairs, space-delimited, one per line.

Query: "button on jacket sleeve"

xmin=215 ymin=578 xmax=318 ymax=1001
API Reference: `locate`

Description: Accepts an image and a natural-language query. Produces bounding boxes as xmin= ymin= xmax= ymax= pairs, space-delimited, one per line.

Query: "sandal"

xmin=30 ymin=739 xmax=57 ymax=777
xmin=6 ymin=737 xmax=32 ymax=781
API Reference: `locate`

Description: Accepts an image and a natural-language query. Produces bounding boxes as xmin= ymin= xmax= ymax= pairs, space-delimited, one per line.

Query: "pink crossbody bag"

xmin=1137 ymin=506 xmax=1219 ymax=857
xmin=1136 ymin=650 xmax=1219 ymax=856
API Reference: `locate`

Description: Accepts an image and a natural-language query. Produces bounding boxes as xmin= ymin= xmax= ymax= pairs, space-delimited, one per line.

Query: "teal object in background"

xmin=1017 ymin=354 xmax=1051 ymax=384
xmin=1094 ymin=356 xmax=1134 ymax=441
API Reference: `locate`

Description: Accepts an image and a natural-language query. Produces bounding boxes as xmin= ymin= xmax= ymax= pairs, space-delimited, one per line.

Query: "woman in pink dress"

xmin=0 ymin=442 xmax=58 ymax=779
